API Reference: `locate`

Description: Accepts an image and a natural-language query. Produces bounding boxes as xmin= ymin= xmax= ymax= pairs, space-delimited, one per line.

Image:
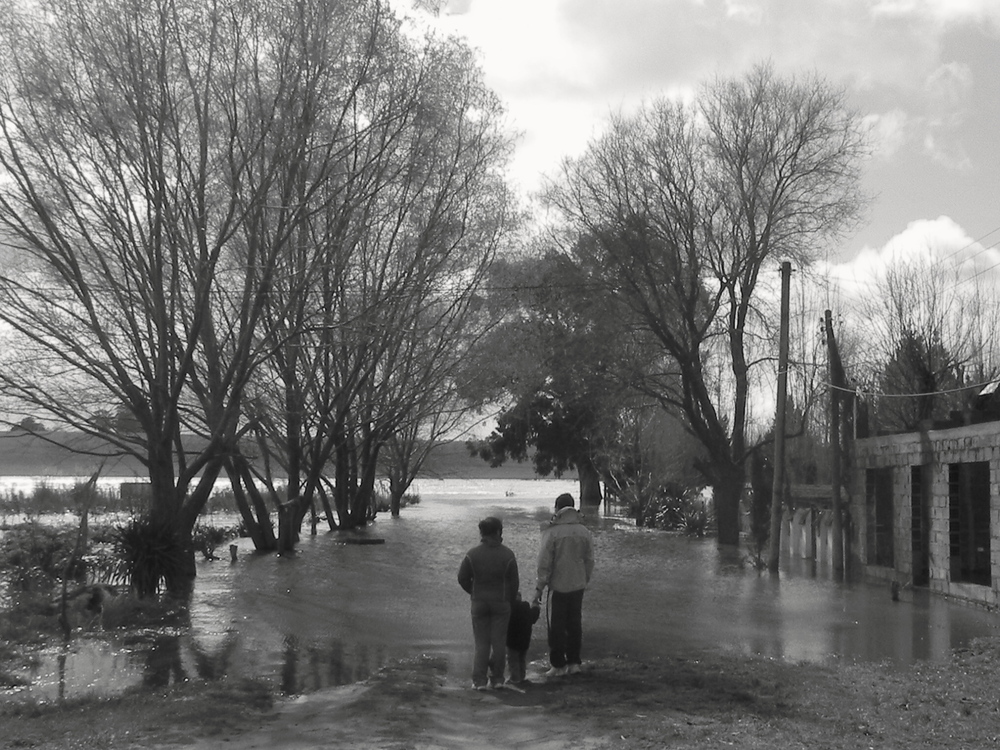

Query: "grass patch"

xmin=1 ymin=678 xmax=275 ymax=749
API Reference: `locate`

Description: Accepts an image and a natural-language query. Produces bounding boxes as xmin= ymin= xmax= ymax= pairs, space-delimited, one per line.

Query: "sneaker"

xmin=473 ymin=683 xmax=491 ymax=691
xmin=544 ymin=666 xmax=568 ymax=678
xmin=567 ymin=663 xmax=582 ymax=675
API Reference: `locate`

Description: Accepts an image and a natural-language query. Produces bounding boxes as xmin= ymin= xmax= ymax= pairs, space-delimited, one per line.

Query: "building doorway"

xmin=948 ymin=461 xmax=991 ymax=586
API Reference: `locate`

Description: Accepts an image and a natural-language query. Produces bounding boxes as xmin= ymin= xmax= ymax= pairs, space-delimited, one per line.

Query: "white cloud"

xmin=865 ymin=110 xmax=910 ymax=159
xmin=724 ymin=0 xmax=765 ymax=24
xmin=871 ymin=0 xmax=1000 ymax=24
xmin=918 ymin=61 xmax=975 ymax=169
xmin=925 ymin=61 xmax=973 ymax=105
xmin=437 ymin=1 xmax=604 ymax=97
xmin=413 ymin=0 xmax=999 ymax=250
xmin=822 ymin=216 xmax=1000 ymax=304
xmin=923 ymin=132 xmax=973 ymax=171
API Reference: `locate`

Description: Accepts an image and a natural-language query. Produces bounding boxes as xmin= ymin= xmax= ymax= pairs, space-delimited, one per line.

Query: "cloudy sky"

xmin=424 ymin=0 xmax=1000 ymax=296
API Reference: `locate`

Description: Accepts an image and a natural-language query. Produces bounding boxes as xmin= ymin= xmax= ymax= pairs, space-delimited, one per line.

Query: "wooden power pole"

xmin=825 ymin=310 xmax=846 ymax=574
xmin=767 ymin=261 xmax=791 ymax=572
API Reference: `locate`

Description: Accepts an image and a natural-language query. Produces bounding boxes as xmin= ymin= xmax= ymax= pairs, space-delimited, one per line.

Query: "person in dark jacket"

xmin=458 ymin=516 xmax=519 ymax=690
xmin=506 ymin=591 xmax=540 ymax=685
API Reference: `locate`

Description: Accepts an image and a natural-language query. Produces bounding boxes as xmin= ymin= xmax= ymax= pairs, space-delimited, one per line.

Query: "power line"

xmin=789 ymin=359 xmax=996 ymax=399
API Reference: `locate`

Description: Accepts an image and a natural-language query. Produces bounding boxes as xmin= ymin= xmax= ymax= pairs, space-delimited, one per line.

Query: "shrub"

xmin=199 ymin=488 xmax=242 ymax=515
xmin=648 ymin=489 xmax=713 ymax=535
xmin=192 ymin=523 xmax=239 ymax=560
xmin=679 ymin=498 xmax=712 ymax=537
xmin=112 ymin=517 xmax=185 ymax=599
xmin=373 ymin=492 xmax=421 ymax=514
xmin=0 ymin=523 xmax=84 ymax=597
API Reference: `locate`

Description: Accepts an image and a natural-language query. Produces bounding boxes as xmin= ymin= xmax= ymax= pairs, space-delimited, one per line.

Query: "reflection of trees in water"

xmin=190 ymin=630 xmax=240 ymax=681
xmin=281 ymin=634 xmax=298 ymax=695
xmin=279 ymin=636 xmax=387 ymax=694
xmin=143 ymin=635 xmax=187 ymax=687
xmin=138 ymin=624 xmax=241 ymax=688
xmin=57 ymin=649 xmax=67 ymax=701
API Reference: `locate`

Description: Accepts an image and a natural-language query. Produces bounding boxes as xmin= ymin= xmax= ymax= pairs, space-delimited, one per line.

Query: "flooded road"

xmin=7 ymin=477 xmax=1000 ymax=701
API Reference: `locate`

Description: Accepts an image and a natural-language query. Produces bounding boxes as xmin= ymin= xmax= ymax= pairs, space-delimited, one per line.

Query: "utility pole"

xmin=825 ymin=310 xmax=846 ymax=575
xmin=767 ymin=261 xmax=791 ymax=572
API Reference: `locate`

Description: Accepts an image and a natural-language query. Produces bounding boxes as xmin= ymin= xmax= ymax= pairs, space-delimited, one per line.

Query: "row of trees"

xmin=471 ymin=64 xmax=870 ymax=546
xmin=852 ymin=251 xmax=1000 ymax=433
xmin=468 ymin=62 xmax=999 ymax=550
xmin=0 ymin=0 xmax=513 ymax=594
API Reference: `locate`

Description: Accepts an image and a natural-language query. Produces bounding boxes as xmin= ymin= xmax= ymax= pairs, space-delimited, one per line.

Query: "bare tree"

xmin=238 ymin=30 xmax=514 ymax=546
xmin=0 ymin=0 xmax=389 ymax=592
xmin=855 ymin=251 xmax=1000 ymax=432
xmin=544 ymin=63 xmax=869 ymax=546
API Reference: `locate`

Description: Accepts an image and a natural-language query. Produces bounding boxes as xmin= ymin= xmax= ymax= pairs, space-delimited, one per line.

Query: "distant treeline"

xmin=0 ymin=432 xmax=545 ymax=482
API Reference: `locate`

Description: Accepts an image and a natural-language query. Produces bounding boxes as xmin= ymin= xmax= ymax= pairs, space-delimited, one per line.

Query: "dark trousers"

xmin=548 ymin=589 xmax=584 ymax=668
xmin=471 ymin=599 xmax=511 ymax=687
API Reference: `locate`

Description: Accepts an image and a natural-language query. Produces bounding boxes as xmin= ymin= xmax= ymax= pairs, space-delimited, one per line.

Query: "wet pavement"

xmin=6 ymin=477 xmax=1000 ymax=701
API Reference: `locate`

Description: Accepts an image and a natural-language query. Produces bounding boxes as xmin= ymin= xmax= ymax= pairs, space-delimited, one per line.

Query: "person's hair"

xmin=479 ymin=516 xmax=503 ymax=537
xmin=555 ymin=493 xmax=575 ymax=510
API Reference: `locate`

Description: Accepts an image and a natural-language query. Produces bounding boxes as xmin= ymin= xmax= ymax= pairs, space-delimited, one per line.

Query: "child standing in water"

xmin=506 ymin=591 xmax=540 ymax=685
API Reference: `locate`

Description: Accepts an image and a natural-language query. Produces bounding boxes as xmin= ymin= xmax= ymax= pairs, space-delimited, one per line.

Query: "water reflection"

xmin=141 ymin=635 xmax=187 ymax=688
xmin=5 ymin=477 xmax=1000 ymax=703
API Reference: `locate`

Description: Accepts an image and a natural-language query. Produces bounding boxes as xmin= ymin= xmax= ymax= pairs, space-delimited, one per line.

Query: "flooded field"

xmin=5 ymin=477 xmax=1000 ymax=702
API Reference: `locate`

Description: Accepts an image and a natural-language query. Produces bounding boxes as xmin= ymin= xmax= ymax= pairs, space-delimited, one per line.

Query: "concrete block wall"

xmin=780 ymin=508 xmax=840 ymax=566
xmin=852 ymin=421 xmax=1000 ymax=607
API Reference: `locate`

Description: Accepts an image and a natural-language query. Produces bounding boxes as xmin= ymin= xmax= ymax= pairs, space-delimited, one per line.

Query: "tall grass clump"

xmin=373 ymin=491 xmax=421 ymax=514
xmin=112 ymin=517 xmax=184 ymax=599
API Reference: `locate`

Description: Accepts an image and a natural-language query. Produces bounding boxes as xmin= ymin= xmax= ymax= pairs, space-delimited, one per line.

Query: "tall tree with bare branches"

xmin=544 ymin=63 xmax=869 ymax=546
xmin=0 ymin=0 xmax=493 ymax=588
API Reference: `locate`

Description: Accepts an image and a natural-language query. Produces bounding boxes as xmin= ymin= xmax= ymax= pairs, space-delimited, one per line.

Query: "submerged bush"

xmin=192 ymin=523 xmax=239 ymax=560
xmin=112 ymin=517 xmax=185 ymax=599
xmin=373 ymin=492 xmax=421 ymax=514
xmin=0 ymin=523 xmax=83 ymax=596
xmin=0 ymin=483 xmax=126 ymax=519
xmin=637 ymin=489 xmax=714 ymax=535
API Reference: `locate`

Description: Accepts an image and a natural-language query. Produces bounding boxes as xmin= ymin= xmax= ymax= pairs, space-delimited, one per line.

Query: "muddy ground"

xmin=6 ymin=639 xmax=1000 ymax=749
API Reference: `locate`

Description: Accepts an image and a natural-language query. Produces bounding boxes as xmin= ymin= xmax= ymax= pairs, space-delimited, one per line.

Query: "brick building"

xmin=852 ymin=420 xmax=1000 ymax=606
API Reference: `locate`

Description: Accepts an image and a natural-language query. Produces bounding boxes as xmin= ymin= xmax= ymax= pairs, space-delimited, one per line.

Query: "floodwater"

xmin=5 ymin=477 xmax=1000 ymax=702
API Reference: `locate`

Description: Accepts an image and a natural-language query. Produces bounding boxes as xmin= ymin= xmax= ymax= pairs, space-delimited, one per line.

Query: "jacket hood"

xmin=541 ymin=506 xmax=581 ymax=530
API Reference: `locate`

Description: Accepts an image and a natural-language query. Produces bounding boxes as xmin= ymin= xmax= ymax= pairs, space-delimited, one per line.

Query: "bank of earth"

xmin=6 ymin=638 xmax=1000 ymax=749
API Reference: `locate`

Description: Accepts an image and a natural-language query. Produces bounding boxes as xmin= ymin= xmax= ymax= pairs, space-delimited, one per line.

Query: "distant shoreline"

xmin=0 ymin=433 xmax=559 ymax=482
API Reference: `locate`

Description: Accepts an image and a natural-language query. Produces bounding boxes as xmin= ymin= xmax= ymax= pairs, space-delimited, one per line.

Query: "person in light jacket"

xmin=458 ymin=516 xmax=519 ymax=689
xmin=532 ymin=493 xmax=594 ymax=677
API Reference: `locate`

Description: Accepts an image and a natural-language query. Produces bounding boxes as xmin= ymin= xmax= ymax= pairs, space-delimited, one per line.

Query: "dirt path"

xmin=11 ymin=643 xmax=1000 ymax=749
xmin=164 ymin=656 xmax=611 ymax=750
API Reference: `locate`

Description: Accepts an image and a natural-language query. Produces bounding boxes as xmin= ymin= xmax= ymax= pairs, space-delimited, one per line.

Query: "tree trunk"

xmin=317 ymin=484 xmax=338 ymax=530
xmin=577 ymin=459 xmax=603 ymax=508
xmin=165 ymin=537 xmax=197 ymax=600
xmin=388 ymin=471 xmax=413 ymax=518
xmin=226 ymin=458 xmax=278 ymax=551
xmin=714 ymin=463 xmax=744 ymax=548
xmin=389 ymin=480 xmax=403 ymax=518
xmin=276 ymin=501 xmax=298 ymax=554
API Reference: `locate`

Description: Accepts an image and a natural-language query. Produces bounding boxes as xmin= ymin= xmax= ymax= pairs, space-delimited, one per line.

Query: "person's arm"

xmin=584 ymin=534 xmax=595 ymax=584
xmin=534 ymin=533 xmax=553 ymax=605
xmin=458 ymin=554 xmax=473 ymax=595
xmin=508 ymin=555 xmax=519 ymax=603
